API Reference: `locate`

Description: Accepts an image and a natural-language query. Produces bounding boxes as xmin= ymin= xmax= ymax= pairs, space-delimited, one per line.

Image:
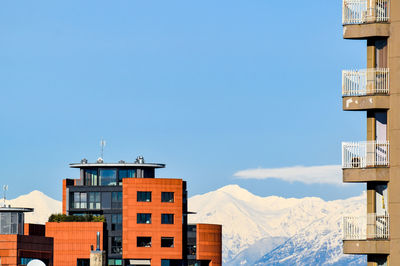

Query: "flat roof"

xmin=0 ymin=207 xmax=34 ymax=213
xmin=70 ymin=163 xmax=165 ymax=169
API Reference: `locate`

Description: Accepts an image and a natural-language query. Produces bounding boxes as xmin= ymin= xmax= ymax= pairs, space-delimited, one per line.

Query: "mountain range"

xmin=6 ymin=185 xmax=366 ymax=265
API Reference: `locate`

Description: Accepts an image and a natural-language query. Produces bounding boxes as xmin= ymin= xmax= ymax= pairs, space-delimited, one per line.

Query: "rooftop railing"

xmin=343 ymin=214 xmax=389 ymax=240
xmin=343 ymin=0 xmax=389 ymax=25
xmin=342 ymin=141 xmax=389 ymax=168
xmin=342 ymin=68 xmax=389 ymax=96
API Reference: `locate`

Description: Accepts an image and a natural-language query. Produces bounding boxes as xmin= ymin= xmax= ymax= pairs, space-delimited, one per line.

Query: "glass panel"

xmin=85 ymin=169 xmax=98 ymax=186
xmin=161 ymin=192 xmax=174 ymax=203
xmin=99 ymin=169 xmax=117 ymax=186
xmin=137 ymin=213 xmax=152 ymax=224
xmin=137 ymin=237 xmax=152 ymax=247
xmin=111 ymin=236 xmax=122 ymax=254
xmin=111 ymin=192 xmax=122 ymax=209
xmin=161 ymin=237 xmax=174 ymax=248
xmin=161 ymin=214 xmax=174 ymax=224
xmin=118 ymin=169 xmax=136 ymax=183
xmin=137 ymin=191 xmax=151 ymax=202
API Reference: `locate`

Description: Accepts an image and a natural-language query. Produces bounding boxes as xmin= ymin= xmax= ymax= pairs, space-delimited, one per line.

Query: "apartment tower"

xmin=341 ymin=0 xmax=397 ymax=265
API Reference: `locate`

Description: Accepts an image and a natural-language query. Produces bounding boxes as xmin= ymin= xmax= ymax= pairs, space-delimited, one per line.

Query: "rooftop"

xmin=69 ymin=156 xmax=165 ymax=169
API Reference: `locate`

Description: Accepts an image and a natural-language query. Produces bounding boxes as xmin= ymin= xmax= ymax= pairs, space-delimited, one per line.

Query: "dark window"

xmin=99 ymin=169 xmax=117 ymax=186
xmin=161 ymin=192 xmax=174 ymax=203
xmin=137 ymin=237 xmax=151 ymax=247
xmin=137 ymin=191 xmax=152 ymax=202
xmin=84 ymin=169 xmax=98 ymax=186
xmin=112 ymin=192 xmax=122 ymax=209
xmin=111 ymin=214 xmax=122 ymax=231
xmin=137 ymin=213 xmax=151 ymax=224
xmin=161 ymin=214 xmax=174 ymax=224
xmin=118 ymin=169 xmax=136 ymax=184
xmin=161 ymin=237 xmax=174 ymax=248
xmin=111 ymin=236 xmax=122 ymax=254
xmin=73 ymin=192 xmax=87 ymax=209
xmin=108 ymin=259 xmax=123 ymax=266
xmin=88 ymin=192 xmax=101 ymax=209
xmin=77 ymin=259 xmax=90 ymax=266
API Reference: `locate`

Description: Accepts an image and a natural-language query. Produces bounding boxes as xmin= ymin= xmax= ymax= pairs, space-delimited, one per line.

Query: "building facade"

xmin=56 ymin=157 xmax=221 ymax=266
xmin=0 ymin=207 xmax=53 ymax=266
xmin=341 ymin=0 xmax=395 ymax=265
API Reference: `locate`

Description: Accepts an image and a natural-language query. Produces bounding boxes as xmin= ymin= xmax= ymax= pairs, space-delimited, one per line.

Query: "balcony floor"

xmin=342 ymin=95 xmax=389 ymax=111
xmin=343 ymin=167 xmax=389 ymax=183
xmin=343 ymin=23 xmax=390 ymax=39
xmin=343 ymin=240 xmax=390 ymax=254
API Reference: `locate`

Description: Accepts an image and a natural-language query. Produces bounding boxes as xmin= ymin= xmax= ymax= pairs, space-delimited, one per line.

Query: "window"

xmin=108 ymin=259 xmax=123 ymax=266
xmin=112 ymin=192 xmax=122 ymax=209
xmin=84 ymin=169 xmax=98 ymax=186
xmin=111 ymin=214 xmax=122 ymax=231
xmin=118 ymin=169 xmax=135 ymax=184
xmin=88 ymin=192 xmax=101 ymax=209
xmin=77 ymin=259 xmax=90 ymax=266
xmin=137 ymin=237 xmax=151 ymax=247
xmin=99 ymin=169 xmax=117 ymax=186
xmin=111 ymin=236 xmax=122 ymax=254
xmin=161 ymin=192 xmax=174 ymax=203
xmin=137 ymin=213 xmax=152 ymax=224
xmin=73 ymin=192 xmax=87 ymax=209
xmin=137 ymin=191 xmax=152 ymax=202
xmin=161 ymin=214 xmax=174 ymax=224
xmin=161 ymin=237 xmax=174 ymax=248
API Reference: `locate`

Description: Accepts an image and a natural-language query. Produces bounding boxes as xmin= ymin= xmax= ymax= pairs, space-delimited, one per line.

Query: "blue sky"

xmin=0 ymin=0 xmax=366 ymax=201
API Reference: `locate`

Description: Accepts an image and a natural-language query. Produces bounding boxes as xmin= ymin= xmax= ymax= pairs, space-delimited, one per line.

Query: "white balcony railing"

xmin=342 ymin=141 xmax=389 ymax=168
xmin=342 ymin=68 xmax=389 ymax=96
xmin=343 ymin=0 xmax=390 ymax=25
xmin=343 ymin=214 xmax=389 ymax=240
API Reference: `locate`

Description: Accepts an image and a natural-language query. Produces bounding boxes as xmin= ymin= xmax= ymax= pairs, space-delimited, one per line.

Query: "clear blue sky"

xmin=0 ymin=0 xmax=366 ymax=201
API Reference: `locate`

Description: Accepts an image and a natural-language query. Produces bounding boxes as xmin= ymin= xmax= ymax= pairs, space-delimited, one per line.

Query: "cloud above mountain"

xmin=234 ymin=165 xmax=342 ymax=185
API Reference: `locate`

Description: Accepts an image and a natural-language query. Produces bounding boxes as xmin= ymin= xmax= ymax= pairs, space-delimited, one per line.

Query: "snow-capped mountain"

xmin=4 ymin=190 xmax=62 ymax=224
xmin=6 ymin=186 xmax=366 ymax=265
xmin=188 ymin=184 xmax=366 ymax=265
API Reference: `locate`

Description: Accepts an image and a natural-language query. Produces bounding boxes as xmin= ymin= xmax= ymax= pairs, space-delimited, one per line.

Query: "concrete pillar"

xmin=90 ymin=250 xmax=106 ymax=266
xmin=367 ymin=0 xmax=377 ymax=23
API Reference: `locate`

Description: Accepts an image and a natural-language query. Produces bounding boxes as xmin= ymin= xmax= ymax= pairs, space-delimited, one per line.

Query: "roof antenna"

xmin=2 ymin=185 xmax=8 ymax=207
xmin=100 ymin=139 xmax=106 ymax=160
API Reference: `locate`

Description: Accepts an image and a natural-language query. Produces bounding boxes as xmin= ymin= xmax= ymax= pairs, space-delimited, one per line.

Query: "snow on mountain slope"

xmin=5 ymin=190 xmax=61 ymax=224
xmin=188 ymin=184 xmax=366 ymax=265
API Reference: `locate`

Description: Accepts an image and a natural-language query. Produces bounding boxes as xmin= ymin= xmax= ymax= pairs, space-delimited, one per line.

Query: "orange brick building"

xmin=46 ymin=222 xmax=104 ymax=266
xmin=56 ymin=157 xmax=222 ymax=266
xmin=0 ymin=208 xmax=53 ymax=266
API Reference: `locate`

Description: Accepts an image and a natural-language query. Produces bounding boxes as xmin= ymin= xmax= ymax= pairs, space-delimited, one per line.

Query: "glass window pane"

xmin=99 ymin=169 xmax=117 ymax=186
xmin=161 ymin=192 xmax=174 ymax=203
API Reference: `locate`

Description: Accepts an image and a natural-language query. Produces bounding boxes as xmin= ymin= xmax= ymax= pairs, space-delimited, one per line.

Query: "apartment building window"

xmin=161 ymin=192 xmax=174 ymax=203
xmin=108 ymin=259 xmax=123 ymax=266
xmin=137 ymin=213 xmax=152 ymax=224
xmin=84 ymin=169 xmax=98 ymax=186
xmin=111 ymin=236 xmax=122 ymax=254
xmin=137 ymin=191 xmax=152 ymax=202
xmin=73 ymin=192 xmax=87 ymax=209
xmin=118 ymin=169 xmax=135 ymax=185
xmin=111 ymin=214 xmax=122 ymax=231
xmin=161 ymin=214 xmax=174 ymax=224
xmin=88 ymin=192 xmax=101 ymax=209
xmin=112 ymin=192 xmax=122 ymax=209
xmin=99 ymin=169 xmax=117 ymax=186
xmin=161 ymin=237 xmax=174 ymax=248
xmin=137 ymin=237 xmax=151 ymax=247
xmin=77 ymin=259 xmax=90 ymax=266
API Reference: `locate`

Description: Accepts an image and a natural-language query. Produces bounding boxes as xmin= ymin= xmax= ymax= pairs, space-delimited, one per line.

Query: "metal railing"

xmin=343 ymin=0 xmax=390 ymax=25
xmin=342 ymin=68 xmax=389 ymax=96
xmin=342 ymin=141 xmax=389 ymax=168
xmin=343 ymin=214 xmax=389 ymax=240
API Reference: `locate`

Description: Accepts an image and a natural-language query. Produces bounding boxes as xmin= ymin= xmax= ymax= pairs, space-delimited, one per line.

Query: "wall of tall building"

xmin=196 ymin=224 xmax=222 ymax=266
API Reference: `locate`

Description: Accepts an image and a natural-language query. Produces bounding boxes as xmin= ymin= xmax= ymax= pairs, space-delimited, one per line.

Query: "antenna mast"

xmin=100 ymin=139 xmax=106 ymax=159
xmin=2 ymin=185 xmax=8 ymax=207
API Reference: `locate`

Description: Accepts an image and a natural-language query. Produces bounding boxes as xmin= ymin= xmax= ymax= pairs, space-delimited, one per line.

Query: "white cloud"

xmin=234 ymin=165 xmax=343 ymax=185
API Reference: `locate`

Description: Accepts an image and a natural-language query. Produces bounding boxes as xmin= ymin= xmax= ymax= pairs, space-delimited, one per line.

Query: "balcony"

xmin=343 ymin=214 xmax=390 ymax=254
xmin=342 ymin=69 xmax=390 ymax=110
xmin=342 ymin=0 xmax=390 ymax=39
xmin=342 ymin=141 xmax=389 ymax=182
xmin=342 ymin=141 xmax=389 ymax=168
